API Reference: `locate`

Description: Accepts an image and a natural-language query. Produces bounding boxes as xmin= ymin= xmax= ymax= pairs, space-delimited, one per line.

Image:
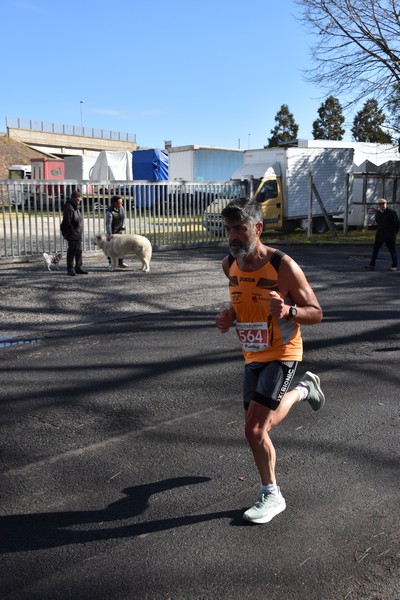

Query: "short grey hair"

xmin=221 ymin=198 xmax=262 ymax=226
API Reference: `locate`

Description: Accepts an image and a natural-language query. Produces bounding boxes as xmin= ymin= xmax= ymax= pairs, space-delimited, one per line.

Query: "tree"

xmin=312 ymin=96 xmax=345 ymax=139
xmin=266 ymin=105 xmax=299 ymax=148
xmin=295 ymin=0 xmax=400 ymax=123
xmin=351 ymin=99 xmax=392 ymax=143
xmin=387 ymin=83 xmax=400 ymax=133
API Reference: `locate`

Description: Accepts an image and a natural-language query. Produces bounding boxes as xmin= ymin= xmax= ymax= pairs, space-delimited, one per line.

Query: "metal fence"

xmin=0 ymin=180 xmax=241 ymax=261
xmin=5 ymin=117 xmax=136 ymax=143
xmin=3 ymin=174 xmax=398 ymax=261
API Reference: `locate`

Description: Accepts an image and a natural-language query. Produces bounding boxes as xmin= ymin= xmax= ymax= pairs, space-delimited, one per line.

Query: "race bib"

xmin=236 ymin=322 xmax=269 ymax=352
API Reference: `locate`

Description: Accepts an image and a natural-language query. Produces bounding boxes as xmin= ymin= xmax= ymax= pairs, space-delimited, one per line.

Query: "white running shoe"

xmin=300 ymin=371 xmax=325 ymax=412
xmin=243 ymin=489 xmax=286 ymax=524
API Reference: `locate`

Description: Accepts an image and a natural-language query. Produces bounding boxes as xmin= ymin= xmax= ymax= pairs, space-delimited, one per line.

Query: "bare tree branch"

xmin=295 ymin=0 xmax=400 ymax=107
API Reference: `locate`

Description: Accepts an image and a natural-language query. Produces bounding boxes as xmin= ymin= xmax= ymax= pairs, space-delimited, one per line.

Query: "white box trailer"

xmin=168 ymin=145 xmax=244 ymax=182
xmin=203 ymin=146 xmax=354 ymax=234
xmin=64 ymin=155 xmax=99 ymax=180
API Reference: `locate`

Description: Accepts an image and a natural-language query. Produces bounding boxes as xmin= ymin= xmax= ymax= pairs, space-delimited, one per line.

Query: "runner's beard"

xmin=229 ymin=232 xmax=257 ymax=259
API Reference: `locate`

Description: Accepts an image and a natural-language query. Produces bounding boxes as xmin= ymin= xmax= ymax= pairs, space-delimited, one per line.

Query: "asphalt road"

xmin=0 ymin=244 xmax=399 ymax=600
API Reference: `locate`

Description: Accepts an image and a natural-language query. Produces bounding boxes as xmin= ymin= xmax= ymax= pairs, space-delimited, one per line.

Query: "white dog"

xmin=43 ymin=252 xmax=62 ymax=271
xmin=95 ymin=233 xmax=152 ymax=273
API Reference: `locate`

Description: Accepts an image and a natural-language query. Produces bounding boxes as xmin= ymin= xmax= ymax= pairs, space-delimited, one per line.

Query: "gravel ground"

xmin=0 ymin=247 xmax=230 ymax=343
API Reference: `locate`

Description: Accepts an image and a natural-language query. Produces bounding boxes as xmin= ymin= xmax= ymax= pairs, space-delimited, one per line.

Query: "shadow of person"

xmin=0 ymin=476 xmax=241 ymax=553
xmin=105 ymin=476 xmax=210 ymax=520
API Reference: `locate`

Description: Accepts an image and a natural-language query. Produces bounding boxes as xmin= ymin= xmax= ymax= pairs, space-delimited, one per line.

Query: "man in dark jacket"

xmin=105 ymin=195 xmax=127 ymax=268
xmin=366 ymin=199 xmax=400 ymax=271
xmin=61 ymin=191 xmax=88 ymax=276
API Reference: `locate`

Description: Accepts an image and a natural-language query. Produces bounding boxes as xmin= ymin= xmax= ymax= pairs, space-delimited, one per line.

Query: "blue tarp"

xmin=132 ymin=149 xmax=169 ymax=181
xmin=130 ymin=149 xmax=169 ymax=209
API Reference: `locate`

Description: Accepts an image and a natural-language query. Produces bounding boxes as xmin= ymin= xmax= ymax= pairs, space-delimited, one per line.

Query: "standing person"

xmin=365 ymin=198 xmax=400 ymax=271
xmin=105 ymin=195 xmax=127 ymax=269
xmin=215 ymin=198 xmax=325 ymax=525
xmin=61 ymin=190 xmax=88 ymax=276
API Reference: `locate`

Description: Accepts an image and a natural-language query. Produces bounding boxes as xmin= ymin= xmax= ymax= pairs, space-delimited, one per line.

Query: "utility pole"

xmin=80 ymin=100 xmax=84 ymax=129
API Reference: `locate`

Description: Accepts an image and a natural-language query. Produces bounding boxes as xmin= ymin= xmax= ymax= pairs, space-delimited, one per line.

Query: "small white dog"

xmin=43 ymin=252 xmax=62 ymax=271
xmin=95 ymin=233 xmax=152 ymax=273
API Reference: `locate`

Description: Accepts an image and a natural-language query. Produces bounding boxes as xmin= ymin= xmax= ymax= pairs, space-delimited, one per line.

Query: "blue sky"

xmin=1 ymin=0 xmax=355 ymax=149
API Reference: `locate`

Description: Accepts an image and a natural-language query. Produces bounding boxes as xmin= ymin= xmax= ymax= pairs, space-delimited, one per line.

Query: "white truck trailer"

xmin=168 ymin=145 xmax=244 ymax=182
xmin=203 ymin=146 xmax=354 ymax=234
xmin=64 ymin=155 xmax=99 ymax=180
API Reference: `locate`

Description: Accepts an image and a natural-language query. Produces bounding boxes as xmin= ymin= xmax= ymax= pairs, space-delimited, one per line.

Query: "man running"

xmin=215 ymin=198 xmax=325 ymax=524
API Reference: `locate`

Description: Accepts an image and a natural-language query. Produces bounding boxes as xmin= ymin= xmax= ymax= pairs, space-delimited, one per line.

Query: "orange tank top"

xmin=228 ymin=250 xmax=303 ymax=364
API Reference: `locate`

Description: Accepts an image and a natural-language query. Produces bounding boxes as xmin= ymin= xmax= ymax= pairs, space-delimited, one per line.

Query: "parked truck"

xmin=8 ymin=160 xmax=65 ymax=207
xmin=8 ymin=165 xmax=32 ymax=206
xmin=30 ymin=158 xmax=64 ymax=180
xmin=8 ymin=159 xmax=64 ymax=181
xmin=29 ymin=158 xmax=66 ymax=208
xmin=8 ymin=164 xmax=32 ymax=180
xmin=202 ymin=146 xmax=355 ymax=234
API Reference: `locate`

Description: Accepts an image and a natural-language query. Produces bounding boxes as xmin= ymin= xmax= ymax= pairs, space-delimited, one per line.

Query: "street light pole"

xmin=80 ymin=100 xmax=84 ymax=129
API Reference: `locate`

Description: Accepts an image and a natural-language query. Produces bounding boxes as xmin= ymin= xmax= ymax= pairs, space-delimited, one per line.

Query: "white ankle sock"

xmin=295 ymin=384 xmax=308 ymax=401
xmin=261 ymin=483 xmax=279 ymax=495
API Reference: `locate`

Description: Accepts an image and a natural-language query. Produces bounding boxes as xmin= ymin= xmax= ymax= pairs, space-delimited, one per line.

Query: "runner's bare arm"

xmin=270 ymin=256 xmax=323 ymax=324
xmin=215 ymin=256 xmax=236 ymax=332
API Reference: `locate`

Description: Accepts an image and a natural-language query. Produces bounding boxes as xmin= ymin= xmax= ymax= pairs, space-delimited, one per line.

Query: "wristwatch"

xmin=287 ymin=306 xmax=298 ymax=319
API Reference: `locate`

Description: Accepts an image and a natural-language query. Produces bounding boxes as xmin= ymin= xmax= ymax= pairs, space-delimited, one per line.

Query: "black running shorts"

xmin=243 ymin=360 xmax=298 ymax=411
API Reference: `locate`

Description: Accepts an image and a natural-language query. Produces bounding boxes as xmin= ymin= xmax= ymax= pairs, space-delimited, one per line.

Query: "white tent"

xmin=89 ymin=151 xmax=133 ymax=181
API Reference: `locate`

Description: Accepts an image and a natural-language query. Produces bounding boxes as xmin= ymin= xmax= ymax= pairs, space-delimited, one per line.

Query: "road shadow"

xmin=0 ymin=476 xmax=243 ymax=553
